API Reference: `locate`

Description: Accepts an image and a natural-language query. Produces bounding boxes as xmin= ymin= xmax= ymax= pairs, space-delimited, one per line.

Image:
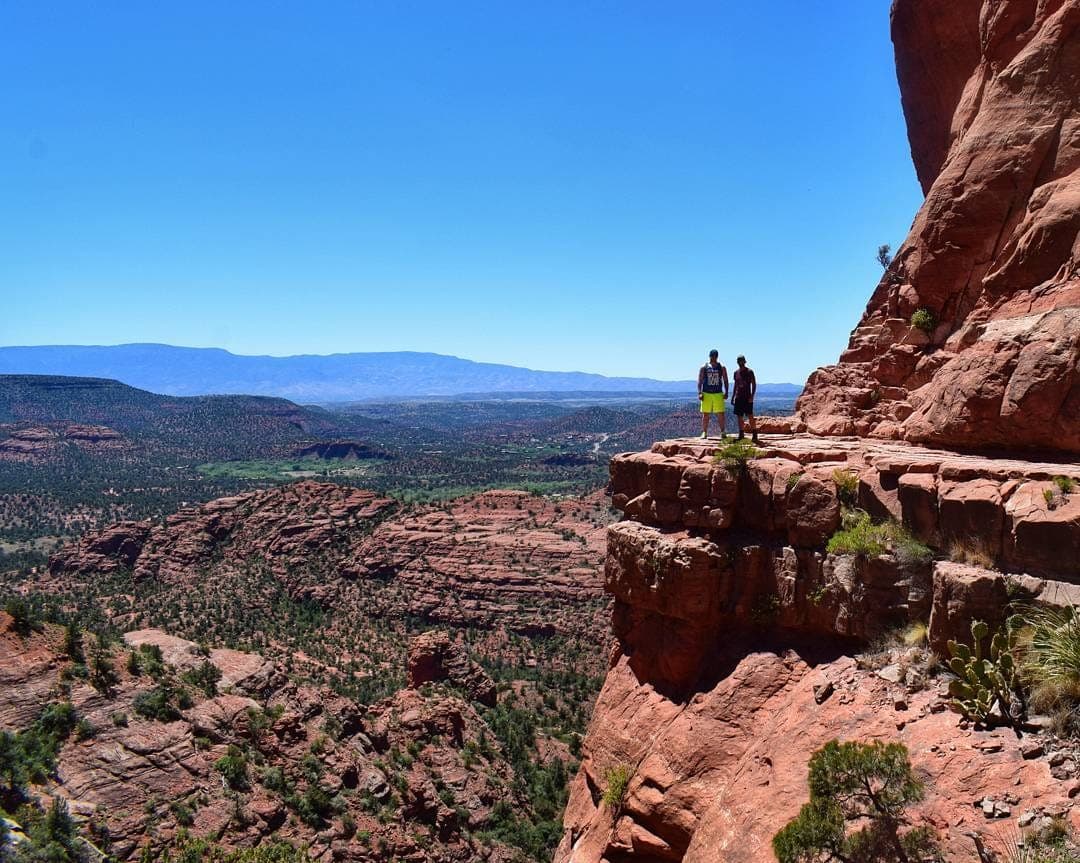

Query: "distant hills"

xmin=0 ymin=374 xmax=381 ymax=460
xmin=0 ymin=344 xmax=802 ymax=403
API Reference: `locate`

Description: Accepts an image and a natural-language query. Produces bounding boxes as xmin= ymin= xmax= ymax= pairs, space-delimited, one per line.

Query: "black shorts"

xmin=733 ymin=397 xmax=754 ymax=417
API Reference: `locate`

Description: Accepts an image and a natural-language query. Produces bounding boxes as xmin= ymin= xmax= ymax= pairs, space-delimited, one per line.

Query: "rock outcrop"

xmin=407 ymin=630 xmax=497 ymax=706
xmin=0 ymin=614 xmax=526 ymax=862
xmin=557 ymin=436 xmax=1080 ymax=862
xmin=794 ymin=0 xmax=1080 ymax=455
xmin=49 ymin=480 xmax=395 ymax=584
xmin=46 ymin=482 xmax=613 ymax=648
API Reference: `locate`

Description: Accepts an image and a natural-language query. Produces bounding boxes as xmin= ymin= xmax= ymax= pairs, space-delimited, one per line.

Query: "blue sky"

xmin=1 ymin=1 xmax=922 ymax=384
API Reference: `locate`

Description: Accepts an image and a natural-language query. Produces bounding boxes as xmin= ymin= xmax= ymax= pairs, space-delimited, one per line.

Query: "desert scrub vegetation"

xmin=826 ymin=510 xmax=932 ymax=566
xmin=946 ymin=618 xmax=1024 ymax=728
xmin=0 ymin=702 xmax=79 ymax=801
xmin=147 ymin=832 xmax=312 ymax=862
xmin=1018 ymin=605 xmax=1080 ymax=722
xmin=773 ymin=739 xmax=939 ymax=863
xmin=601 ymin=764 xmax=633 ymax=810
xmin=948 ymin=538 xmax=997 ymax=569
xmin=855 ymin=623 xmax=940 ymax=691
xmin=831 ymin=469 xmax=859 ymax=507
xmin=910 ymin=308 xmax=935 ymax=333
xmin=712 ymin=438 xmax=761 ymax=470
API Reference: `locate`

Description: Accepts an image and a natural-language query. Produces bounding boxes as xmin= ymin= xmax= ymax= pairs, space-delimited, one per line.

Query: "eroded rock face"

xmin=556 ymin=436 xmax=1080 ymax=861
xmin=0 ymin=619 xmax=526 ymax=862
xmin=557 ymin=647 xmax=1077 ymax=863
xmin=407 ymin=630 xmax=497 ymax=707
xmin=48 ymin=483 xmax=612 ymax=642
xmin=796 ymin=0 xmax=1080 ymax=455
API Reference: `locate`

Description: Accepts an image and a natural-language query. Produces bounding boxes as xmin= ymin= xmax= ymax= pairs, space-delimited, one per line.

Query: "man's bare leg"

xmin=701 ymin=411 xmax=710 ymax=437
xmin=719 ymin=411 xmax=727 ymax=439
xmin=748 ymin=412 xmax=759 ymax=444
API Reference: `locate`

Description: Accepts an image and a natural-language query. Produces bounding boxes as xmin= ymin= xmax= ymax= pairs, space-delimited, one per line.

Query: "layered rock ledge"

xmin=557 ymin=436 xmax=1080 ymax=862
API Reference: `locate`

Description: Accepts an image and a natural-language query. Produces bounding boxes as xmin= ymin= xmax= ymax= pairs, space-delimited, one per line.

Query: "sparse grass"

xmin=1054 ymin=476 xmax=1076 ymax=495
xmin=902 ymin=622 xmax=928 ymax=647
xmin=949 ymin=538 xmax=997 ymax=569
xmin=601 ymin=764 xmax=633 ymax=810
xmin=1046 ymin=488 xmax=1058 ymax=508
xmin=856 ymin=621 xmax=939 ymax=691
xmin=831 ymin=470 xmax=859 ymax=507
xmin=991 ymin=819 xmax=1080 ymax=863
xmin=1019 ymin=605 xmax=1080 ymax=717
xmin=786 ymin=472 xmax=803 ymax=492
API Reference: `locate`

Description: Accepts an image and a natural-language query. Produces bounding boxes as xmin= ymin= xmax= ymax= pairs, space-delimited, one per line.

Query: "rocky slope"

xmin=556 ymin=436 xmax=1080 ymax=862
xmin=793 ymin=0 xmax=1080 ymax=455
xmin=0 ymin=612 xmax=529 ymax=862
xmin=44 ymin=480 xmax=613 ymax=657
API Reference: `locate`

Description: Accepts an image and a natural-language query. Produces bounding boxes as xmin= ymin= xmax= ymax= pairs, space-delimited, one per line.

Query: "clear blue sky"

xmin=2 ymin=1 xmax=921 ymax=384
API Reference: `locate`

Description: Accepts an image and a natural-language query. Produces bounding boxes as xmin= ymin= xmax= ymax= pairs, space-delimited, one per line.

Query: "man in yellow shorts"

xmin=697 ymin=349 xmax=729 ymax=439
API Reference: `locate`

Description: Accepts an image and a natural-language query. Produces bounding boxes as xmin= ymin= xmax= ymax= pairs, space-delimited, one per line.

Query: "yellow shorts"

xmin=700 ymin=392 xmax=726 ymax=413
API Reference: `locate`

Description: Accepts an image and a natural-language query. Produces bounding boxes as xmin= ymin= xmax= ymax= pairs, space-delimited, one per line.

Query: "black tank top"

xmin=702 ymin=364 xmax=725 ymax=393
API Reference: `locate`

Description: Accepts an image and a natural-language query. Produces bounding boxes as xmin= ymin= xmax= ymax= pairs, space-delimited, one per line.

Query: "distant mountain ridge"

xmin=0 ymin=344 xmax=801 ymax=402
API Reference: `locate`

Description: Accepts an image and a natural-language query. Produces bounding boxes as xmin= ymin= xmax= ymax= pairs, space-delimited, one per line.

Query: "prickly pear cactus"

xmin=946 ymin=617 xmax=1023 ymax=727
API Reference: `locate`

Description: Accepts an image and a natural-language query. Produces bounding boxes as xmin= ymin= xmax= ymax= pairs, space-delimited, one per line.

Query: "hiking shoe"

xmin=699 ymin=432 xmax=708 ymax=439
xmin=752 ymin=435 xmax=760 ymax=444
xmin=737 ymin=433 xmax=745 ymax=441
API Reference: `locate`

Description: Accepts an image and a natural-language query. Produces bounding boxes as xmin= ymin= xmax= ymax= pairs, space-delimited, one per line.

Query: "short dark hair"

xmin=737 ymin=355 xmax=746 ymax=364
xmin=709 ymin=349 xmax=718 ymax=357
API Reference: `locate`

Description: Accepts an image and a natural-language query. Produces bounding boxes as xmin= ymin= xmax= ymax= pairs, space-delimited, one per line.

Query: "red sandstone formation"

xmin=556 ymin=436 xmax=1080 ymax=862
xmin=0 ymin=612 xmax=525 ymax=862
xmin=795 ymin=0 xmax=1080 ymax=454
xmin=407 ymin=630 xmax=497 ymax=707
xmin=49 ymin=480 xmax=395 ymax=583
xmin=0 ymin=424 xmax=127 ymax=461
xmin=47 ymin=482 xmax=612 ymax=642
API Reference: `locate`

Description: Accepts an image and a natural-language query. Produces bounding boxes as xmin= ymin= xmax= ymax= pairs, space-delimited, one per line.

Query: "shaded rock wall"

xmin=796 ymin=0 xmax=1080 ymax=454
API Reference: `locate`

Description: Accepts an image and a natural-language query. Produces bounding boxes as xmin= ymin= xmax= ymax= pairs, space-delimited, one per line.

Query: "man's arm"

xmin=750 ymin=369 xmax=757 ymax=400
xmin=697 ymin=366 xmax=704 ymax=398
xmin=722 ymin=366 xmax=729 ymax=398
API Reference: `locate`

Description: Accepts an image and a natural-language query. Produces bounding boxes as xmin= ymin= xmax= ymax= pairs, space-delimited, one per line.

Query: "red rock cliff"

xmin=796 ymin=0 xmax=1080 ymax=454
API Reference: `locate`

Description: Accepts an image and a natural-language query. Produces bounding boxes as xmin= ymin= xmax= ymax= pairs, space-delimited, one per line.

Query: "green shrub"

xmin=132 ymin=685 xmax=182 ymax=722
xmin=601 ymin=764 xmax=632 ymax=810
xmin=947 ymin=618 xmax=1023 ymax=727
xmin=826 ymin=512 xmax=932 ymax=566
xmin=182 ymin=660 xmax=222 ymax=697
xmin=0 ymin=703 xmax=79 ymax=798
xmin=712 ymin=438 xmax=761 ymax=470
xmin=1045 ymin=488 xmax=1058 ymax=508
xmin=62 ymin=623 xmax=85 ymax=664
xmin=75 ymin=719 xmax=97 ymax=741
xmin=89 ymin=643 xmax=119 ymax=696
xmin=214 ymin=745 xmax=249 ymax=791
xmin=773 ymin=739 xmax=938 ymax=863
xmin=832 ymin=470 xmax=859 ymax=507
xmin=4 ymin=598 xmax=36 ymax=636
xmin=827 ymin=510 xmax=886 ymax=557
xmin=910 ymin=308 xmax=935 ymax=333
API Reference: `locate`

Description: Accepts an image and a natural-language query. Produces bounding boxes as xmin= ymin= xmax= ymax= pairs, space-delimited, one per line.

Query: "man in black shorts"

xmin=732 ymin=355 xmax=759 ymax=444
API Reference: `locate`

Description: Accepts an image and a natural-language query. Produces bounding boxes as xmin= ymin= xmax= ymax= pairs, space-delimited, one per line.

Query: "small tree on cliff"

xmin=876 ymin=244 xmax=892 ymax=269
xmin=772 ymin=739 xmax=939 ymax=863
